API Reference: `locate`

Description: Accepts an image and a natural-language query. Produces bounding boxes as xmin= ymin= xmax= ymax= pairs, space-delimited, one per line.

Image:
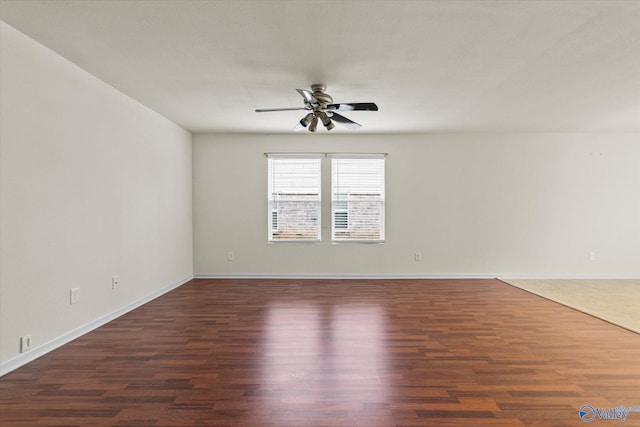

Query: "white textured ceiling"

xmin=1 ymin=0 xmax=639 ymax=133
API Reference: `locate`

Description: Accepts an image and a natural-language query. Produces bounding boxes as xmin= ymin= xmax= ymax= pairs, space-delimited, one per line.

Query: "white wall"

xmin=193 ymin=132 xmax=640 ymax=277
xmin=0 ymin=22 xmax=193 ymax=369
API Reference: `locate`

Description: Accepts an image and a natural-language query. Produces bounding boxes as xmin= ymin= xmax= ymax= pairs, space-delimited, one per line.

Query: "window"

xmin=268 ymin=155 xmax=321 ymax=242
xmin=331 ymin=156 xmax=385 ymax=242
xmin=267 ymin=154 xmax=385 ymax=243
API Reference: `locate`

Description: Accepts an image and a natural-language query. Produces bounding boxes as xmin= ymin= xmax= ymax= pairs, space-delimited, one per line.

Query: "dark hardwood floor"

xmin=1 ymin=278 xmax=639 ymax=426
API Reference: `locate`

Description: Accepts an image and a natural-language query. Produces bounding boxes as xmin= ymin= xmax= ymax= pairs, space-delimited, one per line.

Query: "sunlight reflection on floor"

xmin=261 ymin=302 xmax=388 ymax=423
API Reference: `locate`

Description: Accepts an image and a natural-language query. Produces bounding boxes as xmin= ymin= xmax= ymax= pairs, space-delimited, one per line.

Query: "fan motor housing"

xmin=311 ymin=83 xmax=333 ymax=105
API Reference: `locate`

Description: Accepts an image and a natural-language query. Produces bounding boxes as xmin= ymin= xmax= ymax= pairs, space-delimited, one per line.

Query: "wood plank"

xmin=1 ymin=278 xmax=639 ymax=426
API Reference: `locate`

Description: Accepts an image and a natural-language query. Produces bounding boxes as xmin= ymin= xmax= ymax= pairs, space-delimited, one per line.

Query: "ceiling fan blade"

xmin=330 ymin=112 xmax=362 ymax=129
xmin=255 ymin=107 xmax=310 ymax=112
xmin=296 ymin=88 xmax=318 ymax=105
xmin=327 ymin=102 xmax=378 ymax=112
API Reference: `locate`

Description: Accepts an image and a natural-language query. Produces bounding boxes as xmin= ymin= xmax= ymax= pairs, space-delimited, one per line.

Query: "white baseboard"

xmin=195 ymin=273 xmax=640 ymax=280
xmin=498 ymin=273 xmax=640 ymax=280
xmin=194 ymin=273 xmax=499 ymax=279
xmin=0 ymin=275 xmax=193 ymax=377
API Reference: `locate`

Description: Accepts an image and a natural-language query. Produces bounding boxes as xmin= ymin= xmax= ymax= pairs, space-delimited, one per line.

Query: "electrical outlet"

xmin=589 ymin=251 xmax=596 ymax=261
xmin=227 ymin=251 xmax=234 ymax=261
xmin=112 ymin=276 xmax=119 ymax=289
xmin=414 ymin=252 xmax=422 ymax=261
xmin=20 ymin=335 xmax=32 ymax=353
xmin=70 ymin=288 xmax=80 ymax=304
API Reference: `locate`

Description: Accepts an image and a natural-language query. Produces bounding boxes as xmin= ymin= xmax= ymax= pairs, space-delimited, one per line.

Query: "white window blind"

xmin=268 ymin=155 xmax=321 ymax=242
xmin=331 ymin=156 xmax=385 ymax=242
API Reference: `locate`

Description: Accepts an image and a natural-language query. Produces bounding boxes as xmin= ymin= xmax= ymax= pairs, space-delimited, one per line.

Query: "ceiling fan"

xmin=255 ymin=84 xmax=378 ymax=132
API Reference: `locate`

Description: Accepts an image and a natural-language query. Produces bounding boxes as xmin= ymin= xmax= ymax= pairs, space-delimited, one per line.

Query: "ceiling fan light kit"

xmin=300 ymin=112 xmax=314 ymax=127
xmin=308 ymin=116 xmax=319 ymax=132
xmin=255 ymin=84 xmax=378 ymax=132
xmin=318 ymin=111 xmax=335 ymax=131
